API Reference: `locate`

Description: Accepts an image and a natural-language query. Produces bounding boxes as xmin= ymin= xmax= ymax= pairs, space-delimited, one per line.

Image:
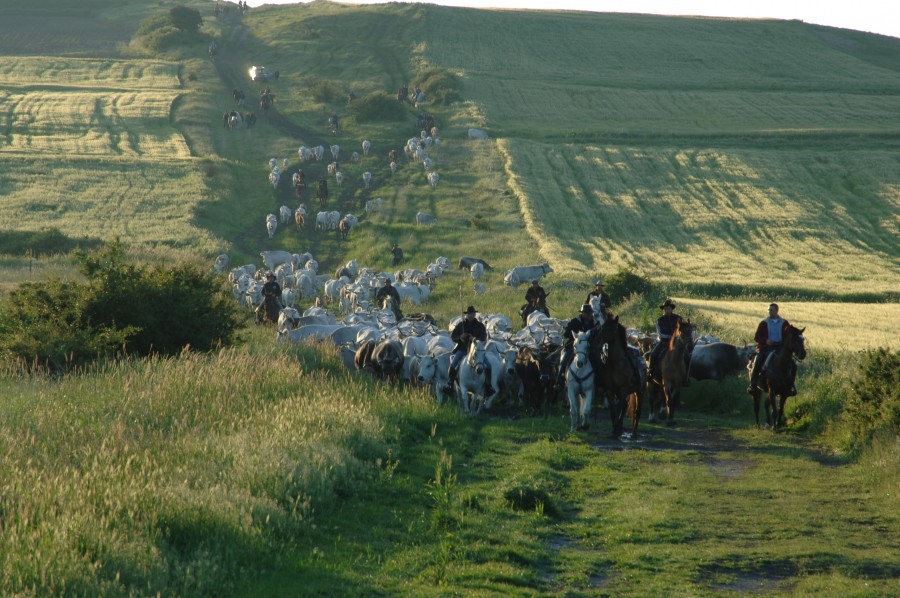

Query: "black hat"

xmin=580 ymin=304 xmax=593 ymax=314
xmin=531 ymin=279 xmax=539 ymax=285
xmin=266 ymin=272 xmax=275 ymax=279
xmin=660 ymin=299 xmax=676 ymax=310
xmin=464 ymin=305 xmax=477 ymax=314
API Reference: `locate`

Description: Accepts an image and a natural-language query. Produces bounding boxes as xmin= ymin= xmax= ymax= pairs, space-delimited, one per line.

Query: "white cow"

xmin=314 ymin=145 xmax=325 ymax=161
xmin=474 ymin=282 xmax=487 ymax=295
xmin=335 ymin=171 xmax=344 ymax=187
xmin=423 ymin=157 xmax=434 ymax=171
xmin=362 ymin=171 xmax=372 ymax=189
xmin=427 ymin=171 xmax=439 ymax=189
xmin=298 ymin=146 xmax=312 ymax=161
xmin=268 ymin=167 xmax=280 ymax=189
xmin=503 ymin=263 xmax=554 ymax=287
xmin=390 ymin=161 xmax=398 ymax=175
xmin=315 ymin=211 xmax=329 ymax=231
xmin=416 ymin=212 xmax=435 ymax=225
xmin=266 ymin=213 xmax=277 ymax=238
xmin=362 ymin=139 xmax=371 ymax=156
xmin=279 ymin=205 xmax=291 ymax=224
xmin=470 ymin=263 xmax=484 ymax=281
xmin=260 ymin=251 xmax=293 ymax=272
xmin=330 ymin=144 xmax=340 ymax=160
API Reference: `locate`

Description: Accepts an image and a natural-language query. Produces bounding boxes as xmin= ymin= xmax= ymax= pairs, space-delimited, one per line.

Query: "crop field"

xmin=500 ymin=139 xmax=900 ymax=293
xmin=676 ymin=298 xmax=900 ymax=352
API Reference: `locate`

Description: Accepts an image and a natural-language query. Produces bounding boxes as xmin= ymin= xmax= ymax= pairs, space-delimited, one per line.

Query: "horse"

xmin=316 ymin=179 xmax=328 ymax=209
xmin=520 ymin=298 xmax=550 ymax=327
xmin=566 ymin=331 xmax=594 ymax=431
xmin=260 ymin=92 xmax=274 ymax=113
xmin=595 ymin=315 xmax=643 ymax=437
xmin=458 ymin=340 xmax=490 ymax=417
xmin=648 ymin=319 xmax=694 ymax=426
xmin=750 ymin=323 xmax=806 ymax=429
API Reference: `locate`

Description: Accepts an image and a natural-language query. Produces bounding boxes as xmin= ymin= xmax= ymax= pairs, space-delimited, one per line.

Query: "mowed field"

xmin=420 ymin=7 xmax=900 ymax=298
xmin=0 ymin=51 xmax=227 ymax=252
xmin=676 ymin=298 xmax=900 ymax=352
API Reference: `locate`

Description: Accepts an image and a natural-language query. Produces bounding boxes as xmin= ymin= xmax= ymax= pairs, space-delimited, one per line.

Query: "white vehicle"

xmin=249 ymin=65 xmax=279 ymax=82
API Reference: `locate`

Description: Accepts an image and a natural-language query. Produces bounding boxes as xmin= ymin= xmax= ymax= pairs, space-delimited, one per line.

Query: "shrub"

xmin=308 ymin=79 xmax=343 ymax=104
xmin=413 ymin=67 xmax=461 ymax=105
xmin=604 ymin=264 xmax=654 ymax=300
xmin=348 ymin=91 xmax=406 ymax=122
xmin=844 ymin=348 xmax=899 ymax=454
xmin=169 ymin=6 xmax=203 ymax=33
xmin=0 ymin=240 xmax=241 ymax=371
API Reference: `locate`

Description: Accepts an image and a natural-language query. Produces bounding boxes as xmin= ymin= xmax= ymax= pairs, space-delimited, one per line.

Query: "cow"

xmin=356 ymin=339 xmax=404 ymax=381
xmin=458 ymin=256 xmax=494 ymax=272
xmin=689 ymin=343 xmax=756 ymax=382
xmin=362 ymin=171 xmax=372 ymax=189
xmin=294 ymin=207 xmax=305 ymax=231
xmin=213 ymin=254 xmax=229 ymax=275
xmin=470 ymin=263 xmax=484 ymax=281
xmin=390 ymin=161 xmax=398 ymax=175
xmin=330 ymin=144 xmax=340 ymax=160
xmin=417 ymin=351 xmax=452 ymax=403
xmin=266 ymin=214 xmax=277 ymax=238
xmin=415 ymin=212 xmax=435 ymax=225
xmin=427 ymin=171 xmax=439 ymax=189
xmin=503 ymin=263 xmax=553 ymax=287
xmin=279 ymin=205 xmax=291 ymax=224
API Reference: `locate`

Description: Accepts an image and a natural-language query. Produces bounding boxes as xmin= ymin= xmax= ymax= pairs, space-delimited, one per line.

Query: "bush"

xmin=0 ymin=240 xmax=241 ymax=371
xmin=844 ymin=348 xmax=900 ymax=454
xmin=604 ymin=265 xmax=654 ymax=300
xmin=413 ymin=67 xmax=461 ymax=105
xmin=169 ymin=6 xmax=203 ymax=33
xmin=308 ymin=79 xmax=343 ymax=104
xmin=347 ymin=91 xmax=406 ymax=122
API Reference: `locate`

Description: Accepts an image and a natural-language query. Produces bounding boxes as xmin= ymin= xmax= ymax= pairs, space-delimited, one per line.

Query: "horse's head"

xmin=672 ymin=319 xmax=695 ymax=352
xmin=785 ymin=323 xmax=807 ymax=361
xmin=573 ymin=331 xmax=591 ymax=369
xmin=467 ymin=340 xmax=486 ymax=374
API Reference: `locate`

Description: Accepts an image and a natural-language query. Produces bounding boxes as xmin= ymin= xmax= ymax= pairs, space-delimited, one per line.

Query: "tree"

xmin=169 ymin=6 xmax=203 ymax=33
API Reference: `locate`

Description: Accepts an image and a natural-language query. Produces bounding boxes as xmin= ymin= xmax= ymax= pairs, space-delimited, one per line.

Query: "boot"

xmin=747 ymin=374 xmax=758 ymax=395
xmin=787 ymin=385 xmax=797 ymax=397
xmin=443 ymin=367 xmax=457 ymax=395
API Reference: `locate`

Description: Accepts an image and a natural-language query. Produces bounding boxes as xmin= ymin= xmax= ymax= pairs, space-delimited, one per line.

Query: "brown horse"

xmin=594 ymin=315 xmax=642 ymax=438
xmin=648 ymin=320 xmax=694 ymax=426
xmin=750 ymin=322 xmax=806 ymax=429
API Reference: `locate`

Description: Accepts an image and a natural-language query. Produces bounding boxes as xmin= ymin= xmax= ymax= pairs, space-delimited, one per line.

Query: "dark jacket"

xmin=450 ymin=317 xmax=487 ymax=353
xmin=374 ymin=284 xmax=401 ymax=308
xmin=262 ymin=280 xmax=282 ymax=299
xmin=656 ymin=313 xmax=683 ymax=340
xmin=563 ymin=315 xmax=595 ymax=347
xmin=525 ymin=285 xmax=547 ymax=305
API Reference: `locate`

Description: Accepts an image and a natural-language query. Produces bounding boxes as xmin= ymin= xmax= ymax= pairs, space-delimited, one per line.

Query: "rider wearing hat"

xmin=748 ymin=303 xmax=795 ymax=396
xmin=649 ymin=299 xmax=690 ymax=386
xmin=390 ymin=243 xmax=404 ymax=266
xmin=525 ymin=280 xmax=547 ymax=305
xmin=256 ymin=272 xmax=283 ymax=325
xmin=444 ymin=306 xmax=492 ymax=397
xmin=557 ymin=304 xmax=597 ymax=386
xmin=586 ymin=279 xmax=611 ymax=315
xmin=374 ymin=278 xmax=403 ymax=320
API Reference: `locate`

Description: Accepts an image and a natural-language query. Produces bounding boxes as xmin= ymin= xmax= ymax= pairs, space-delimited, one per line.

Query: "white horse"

xmin=457 ymin=340 xmax=499 ymax=416
xmin=567 ymin=331 xmax=594 ymax=431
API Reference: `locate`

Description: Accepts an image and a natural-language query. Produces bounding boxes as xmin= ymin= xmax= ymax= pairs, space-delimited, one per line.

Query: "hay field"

xmin=500 ymin=139 xmax=900 ymax=294
xmin=676 ymin=298 xmax=900 ymax=352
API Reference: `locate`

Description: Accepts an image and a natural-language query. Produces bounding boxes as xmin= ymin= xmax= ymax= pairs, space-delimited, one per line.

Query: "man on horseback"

xmin=556 ymin=304 xmax=596 ymax=387
xmin=586 ymin=279 xmax=611 ymax=316
xmin=649 ymin=299 xmax=691 ymax=386
xmin=255 ymin=273 xmax=282 ymax=325
xmin=444 ymin=306 xmax=492 ymax=398
xmin=748 ymin=303 xmax=796 ymax=396
xmin=391 ymin=243 xmax=404 ymax=266
xmin=374 ymin=279 xmax=402 ymax=321
xmin=520 ymin=280 xmax=549 ymax=325
xmin=328 ymin=113 xmax=339 ymax=134
xmin=525 ymin=280 xmax=547 ymax=305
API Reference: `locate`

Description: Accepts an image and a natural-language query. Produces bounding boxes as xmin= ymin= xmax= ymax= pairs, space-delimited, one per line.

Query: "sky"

xmin=244 ymin=0 xmax=900 ymax=39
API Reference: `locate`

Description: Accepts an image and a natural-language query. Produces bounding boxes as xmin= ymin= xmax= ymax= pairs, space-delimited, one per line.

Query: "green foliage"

xmin=307 ymin=78 xmax=343 ymax=104
xmin=169 ymin=6 xmax=202 ymax=33
xmin=845 ymin=348 xmax=900 ymax=453
xmin=412 ymin=67 xmax=461 ymax=105
xmin=0 ymin=240 xmax=240 ymax=371
xmin=347 ymin=90 xmax=406 ymax=122
xmin=0 ymin=228 xmax=102 ymax=256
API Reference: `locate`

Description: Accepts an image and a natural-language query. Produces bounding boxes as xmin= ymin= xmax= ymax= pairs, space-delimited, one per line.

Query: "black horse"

xmin=750 ymin=322 xmax=806 ymax=429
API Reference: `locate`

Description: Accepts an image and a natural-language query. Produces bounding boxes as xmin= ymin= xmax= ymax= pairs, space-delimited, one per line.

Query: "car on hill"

xmin=249 ymin=66 xmax=279 ymax=82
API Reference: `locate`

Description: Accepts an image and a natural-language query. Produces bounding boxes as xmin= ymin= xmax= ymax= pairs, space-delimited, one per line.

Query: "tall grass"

xmin=0 ymin=342 xmax=440 ymax=595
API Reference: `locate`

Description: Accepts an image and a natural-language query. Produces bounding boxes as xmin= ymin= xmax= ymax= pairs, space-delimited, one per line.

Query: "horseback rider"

xmin=374 ymin=279 xmax=402 ymax=321
xmin=748 ymin=303 xmax=796 ymax=396
xmin=255 ymin=273 xmax=282 ymax=325
xmin=328 ymin=113 xmax=339 ymax=132
xmin=556 ymin=304 xmax=596 ymax=387
xmin=390 ymin=243 xmax=404 ymax=266
xmin=649 ymin=299 xmax=691 ymax=386
xmin=444 ymin=306 xmax=493 ymax=398
xmin=586 ymin=278 xmax=611 ymax=316
xmin=525 ymin=280 xmax=547 ymax=305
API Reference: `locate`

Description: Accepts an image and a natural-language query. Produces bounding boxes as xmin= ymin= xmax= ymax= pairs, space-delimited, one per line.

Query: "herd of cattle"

xmin=212 ymin=250 xmax=756 ymax=422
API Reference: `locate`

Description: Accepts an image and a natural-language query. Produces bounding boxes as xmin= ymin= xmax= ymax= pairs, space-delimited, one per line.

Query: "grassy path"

xmin=242 ymin=399 xmax=900 ymax=596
